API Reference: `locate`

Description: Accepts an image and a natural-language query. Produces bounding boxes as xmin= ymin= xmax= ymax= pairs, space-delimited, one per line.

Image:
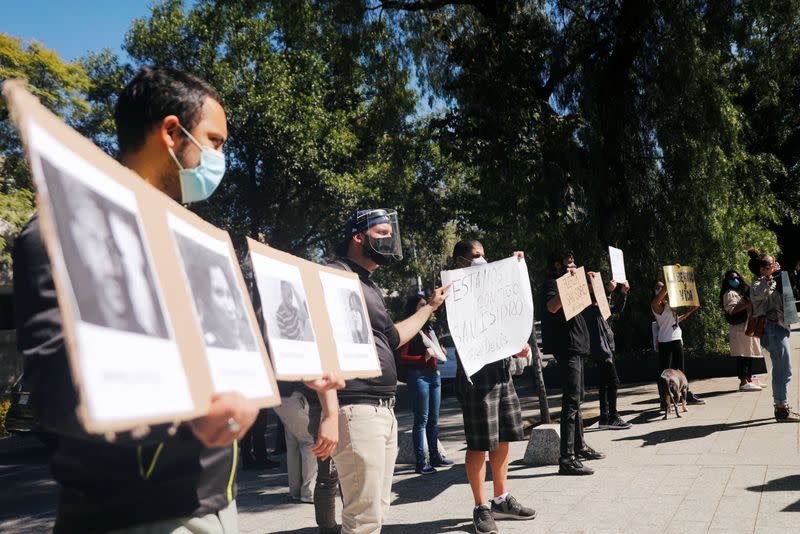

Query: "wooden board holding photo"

xmin=317 ymin=266 xmax=382 ymax=378
xmin=161 ymin=207 xmax=278 ymax=404
xmin=248 ymin=239 xmax=381 ymax=380
xmin=3 ymin=80 xmax=215 ymax=432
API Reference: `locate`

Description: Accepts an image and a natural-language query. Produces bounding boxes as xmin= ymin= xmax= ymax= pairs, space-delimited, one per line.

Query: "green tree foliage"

xmin=381 ymin=0 xmax=784 ymax=352
xmin=0 ymin=33 xmax=91 ymax=277
xmin=81 ymin=0 xmax=458 ymax=299
xmin=2 ymin=0 xmax=798 ymax=349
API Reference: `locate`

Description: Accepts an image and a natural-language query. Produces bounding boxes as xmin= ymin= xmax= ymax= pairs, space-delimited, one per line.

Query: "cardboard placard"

xmin=663 ymin=265 xmax=700 ymax=308
xmin=556 ymin=266 xmax=592 ymax=321
xmin=608 ymin=246 xmax=627 ymax=283
xmin=589 ymin=272 xmax=612 ymax=320
xmin=440 ymin=256 xmax=534 ymax=378
xmin=248 ymin=239 xmax=380 ymax=379
xmin=247 ymin=239 xmax=329 ymax=379
xmin=162 ymin=206 xmax=278 ymax=405
xmin=4 ymin=80 xmax=213 ymax=432
xmin=316 ymin=264 xmax=382 ymax=378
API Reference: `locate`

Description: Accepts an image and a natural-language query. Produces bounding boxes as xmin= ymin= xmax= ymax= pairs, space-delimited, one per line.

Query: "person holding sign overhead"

xmin=651 ymin=271 xmax=704 ymax=409
xmin=13 ymin=67 xmax=341 ymax=534
xmin=541 ymin=249 xmax=605 ymax=476
xmin=330 ymin=208 xmax=450 ymax=534
xmin=448 ymin=240 xmax=536 ymax=534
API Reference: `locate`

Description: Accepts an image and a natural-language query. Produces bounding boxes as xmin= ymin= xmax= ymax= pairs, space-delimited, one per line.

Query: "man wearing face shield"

xmin=328 ymin=208 xmax=450 ymax=534
xmin=13 ymin=66 xmax=341 ymax=533
xmin=541 ymin=249 xmax=605 ymax=476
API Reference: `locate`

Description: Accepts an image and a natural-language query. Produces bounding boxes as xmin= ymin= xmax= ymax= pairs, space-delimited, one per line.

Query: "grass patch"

xmin=0 ymin=394 xmax=10 ymax=438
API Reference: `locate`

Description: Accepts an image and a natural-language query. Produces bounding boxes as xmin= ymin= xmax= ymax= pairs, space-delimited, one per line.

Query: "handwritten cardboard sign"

xmin=556 ymin=266 xmax=592 ymax=321
xmin=663 ymin=265 xmax=700 ymax=308
xmin=441 ymin=256 xmax=533 ymax=377
xmin=589 ymin=272 xmax=612 ymax=320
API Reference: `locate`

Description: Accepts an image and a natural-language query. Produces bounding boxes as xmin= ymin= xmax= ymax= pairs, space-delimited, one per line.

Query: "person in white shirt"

xmin=651 ymin=279 xmax=705 ymax=409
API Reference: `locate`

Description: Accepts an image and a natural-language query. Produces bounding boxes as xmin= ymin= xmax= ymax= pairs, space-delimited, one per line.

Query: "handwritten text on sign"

xmin=663 ymin=265 xmax=700 ymax=308
xmin=556 ymin=266 xmax=592 ymax=321
xmin=441 ymin=257 xmax=533 ymax=377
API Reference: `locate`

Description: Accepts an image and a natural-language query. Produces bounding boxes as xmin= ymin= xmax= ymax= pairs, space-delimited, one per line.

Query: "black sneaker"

xmin=597 ymin=415 xmax=609 ymax=428
xmin=491 ymin=494 xmax=536 ymax=520
xmin=430 ymin=455 xmax=455 ymax=467
xmin=415 ymin=460 xmax=437 ymax=474
xmin=686 ymin=391 xmax=706 ymax=405
xmin=606 ymin=416 xmax=632 ymax=430
xmin=558 ymin=457 xmax=594 ymax=476
xmin=775 ymin=405 xmax=800 ymax=423
xmin=576 ymin=445 xmax=606 ymax=460
xmin=473 ymin=505 xmax=498 ymax=534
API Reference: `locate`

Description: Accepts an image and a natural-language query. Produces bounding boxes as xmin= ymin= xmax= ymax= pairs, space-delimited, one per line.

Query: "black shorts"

xmin=455 ymin=359 xmax=524 ymax=451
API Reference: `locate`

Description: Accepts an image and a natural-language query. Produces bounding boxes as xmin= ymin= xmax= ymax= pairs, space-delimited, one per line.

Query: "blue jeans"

xmin=406 ymin=368 xmax=442 ymax=463
xmin=762 ymin=321 xmax=792 ymax=404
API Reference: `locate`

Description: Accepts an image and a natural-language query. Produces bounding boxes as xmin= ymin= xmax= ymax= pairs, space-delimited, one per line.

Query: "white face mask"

xmin=471 ymin=256 xmax=487 ymax=266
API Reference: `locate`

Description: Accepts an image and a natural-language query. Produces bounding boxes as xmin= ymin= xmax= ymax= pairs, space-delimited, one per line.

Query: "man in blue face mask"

xmin=14 ymin=66 xmax=341 ymax=533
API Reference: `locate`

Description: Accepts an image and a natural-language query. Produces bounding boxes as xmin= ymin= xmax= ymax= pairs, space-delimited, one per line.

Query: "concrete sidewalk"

xmin=2 ymin=331 xmax=798 ymax=533
xmin=241 ymin=330 xmax=800 ymax=534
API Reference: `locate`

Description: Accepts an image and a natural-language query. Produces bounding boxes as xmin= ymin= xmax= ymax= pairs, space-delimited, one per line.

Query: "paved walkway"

xmin=241 ymin=329 xmax=800 ymax=534
xmin=2 ymin=330 xmax=799 ymax=533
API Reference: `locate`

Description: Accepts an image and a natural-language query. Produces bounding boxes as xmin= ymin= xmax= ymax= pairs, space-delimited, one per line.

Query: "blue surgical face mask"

xmin=729 ymin=278 xmax=741 ymax=289
xmin=169 ymin=124 xmax=226 ymax=204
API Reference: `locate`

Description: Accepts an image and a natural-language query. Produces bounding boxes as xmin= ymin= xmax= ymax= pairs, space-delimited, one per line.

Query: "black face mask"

xmin=363 ymin=237 xmax=397 ymax=265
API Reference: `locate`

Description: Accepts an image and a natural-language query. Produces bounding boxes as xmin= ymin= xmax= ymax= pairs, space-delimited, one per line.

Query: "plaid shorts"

xmin=455 ymin=359 xmax=524 ymax=451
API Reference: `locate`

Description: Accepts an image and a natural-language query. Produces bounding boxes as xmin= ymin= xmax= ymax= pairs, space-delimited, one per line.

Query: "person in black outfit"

xmin=540 ymin=249 xmax=605 ymax=476
xmin=581 ymin=273 xmax=632 ymax=430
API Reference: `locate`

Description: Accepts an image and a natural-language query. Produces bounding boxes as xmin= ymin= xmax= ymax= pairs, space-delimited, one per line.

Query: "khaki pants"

xmin=108 ymin=500 xmax=238 ymax=534
xmin=273 ymin=390 xmax=317 ymax=501
xmin=332 ymin=404 xmax=398 ymax=534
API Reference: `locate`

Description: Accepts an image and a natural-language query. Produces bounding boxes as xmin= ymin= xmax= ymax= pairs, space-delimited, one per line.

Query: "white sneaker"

xmin=739 ymin=382 xmax=761 ymax=392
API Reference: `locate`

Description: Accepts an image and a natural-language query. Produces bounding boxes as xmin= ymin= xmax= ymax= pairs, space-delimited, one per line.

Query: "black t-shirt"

xmin=329 ymin=258 xmax=399 ymax=402
xmin=540 ymin=277 xmax=590 ymax=357
xmin=13 ymin=215 xmax=234 ymax=532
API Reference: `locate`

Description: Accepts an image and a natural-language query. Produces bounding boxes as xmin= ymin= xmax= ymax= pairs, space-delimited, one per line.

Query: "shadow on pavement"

xmin=613 ymin=419 xmax=774 ymax=447
xmin=390 ymin=464 xmax=468 ymax=505
xmin=630 ymin=388 xmax=741 ymax=406
xmin=747 ymin=474 xmax=800 ymax=512
xmin=383 ymin=518 xmax=472 ymax=533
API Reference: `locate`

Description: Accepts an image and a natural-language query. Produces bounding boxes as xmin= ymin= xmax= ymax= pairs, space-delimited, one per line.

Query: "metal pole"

xmin=530 ymin=328 xmax=551 ymax=425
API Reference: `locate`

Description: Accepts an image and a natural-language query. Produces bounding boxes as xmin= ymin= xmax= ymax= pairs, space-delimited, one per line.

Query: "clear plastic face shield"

xmin=361 ymin=209 xmax=403 ymax=263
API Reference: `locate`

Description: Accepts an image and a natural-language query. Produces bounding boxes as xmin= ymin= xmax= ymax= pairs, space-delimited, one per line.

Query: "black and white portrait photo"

xmin=171 ymin=229 xmax=257 ymax=351
xmin=257 ymin=276 xmax=315 ymax=342
xmin=39 ymin=156 xmax=169 ymax=338
xmin=341 ymin=289 xmax=369 ymax=344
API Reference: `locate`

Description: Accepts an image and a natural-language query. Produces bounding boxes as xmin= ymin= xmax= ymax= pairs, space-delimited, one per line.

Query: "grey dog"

xmin=659 ymin=368 xmax=688 ymax=420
